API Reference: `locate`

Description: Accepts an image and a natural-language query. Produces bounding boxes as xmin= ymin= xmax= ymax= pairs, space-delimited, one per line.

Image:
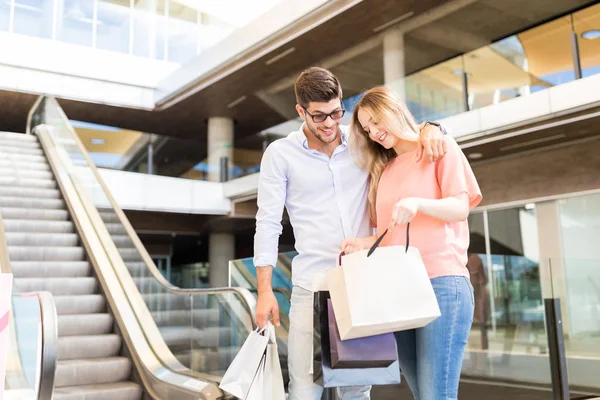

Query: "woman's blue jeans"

xmin=395 ymin=276 xmax=475 ymax=400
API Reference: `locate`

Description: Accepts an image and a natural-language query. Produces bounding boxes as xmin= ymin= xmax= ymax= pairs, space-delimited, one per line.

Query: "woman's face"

xmin=357 ymin=107 xmax=398 ymax=150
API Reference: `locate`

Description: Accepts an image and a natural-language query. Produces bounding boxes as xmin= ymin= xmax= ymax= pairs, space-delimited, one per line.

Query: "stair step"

xmin=5 ymin=232 xmax=78 ymax=247
xmin=106 ymin=223 xmax=126 ymax=235
xmin=0 ymin=196 xmax=64 ymax=210
xmin=118 ymin=248 xmax=141 ymax=262
xmin=151 ymin=309 xmax=220 ymax=327
xmin=98 ymin=210 xmax=121 ymax=224
xmin=1 ymin=207 xmax=69 ymax=221
xmin=11 ymin=261 xmax=91 ymax=278
xmin=0 ymin=152 xmax=47 ymax=165
xmin=0 ymin=138 xmax=40 ymax=149
xmin=124 ymin=262 xmax=146 ymax=276
xmin=110 ymin=235 xmax=133 ymax=247
xmin=0 ymin=159 xmax=49 ymax=171
xmin=0 ymin=176 xmax=55 ymax=189
xmin=0 ymin=131 xmax=37 ymax=142
xmin=58 ymin=314 xmax=114 ymax=336
xmin=53 ymin=382 xmax=142 ymax=400
xmin=159 ymin=326 xmax=229 ymax=348
xmin=0 ymin=167 xmax=52 ymax=180
xmin=3 ymin=219 xmax=74 ymax=233
xmin=0 ymin=186 xmax=59 ymax=199
xmin=0 ymin=145 xmax=43 ymax=156
xmin=54 ymin=295 xmax=106 ymax=315
xmin=58 ymin=334 xmax=122 ymax=360
xmin=8 ymin=246 xmax=85 ymax=262
xmin=55 ymin=357 xmax=132 ymax=388
xmin=15 ymin=277 xmax=97 ymax=295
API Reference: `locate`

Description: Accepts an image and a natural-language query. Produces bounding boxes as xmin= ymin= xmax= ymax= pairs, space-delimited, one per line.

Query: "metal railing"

xmin=0 ymin=212 xmax=58 ymax=400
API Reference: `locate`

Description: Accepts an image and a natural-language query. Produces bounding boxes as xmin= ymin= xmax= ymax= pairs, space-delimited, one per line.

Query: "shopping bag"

xmin=219 ymin=322 xmax=285 ymax=400
xmin=328 ymin=299 xmax=397 ymax=369
xmin=219 ymin=325 xmax=269 ymax=398
xmin=313 ymin=291 xmax=401 ymax=387
xmin=327 ymin=225 xmax=440 ymax=340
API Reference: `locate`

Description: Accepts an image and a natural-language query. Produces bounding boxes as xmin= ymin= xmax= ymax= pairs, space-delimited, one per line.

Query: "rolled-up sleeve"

xmin=253 ymin=144 xmax=287 ymax=268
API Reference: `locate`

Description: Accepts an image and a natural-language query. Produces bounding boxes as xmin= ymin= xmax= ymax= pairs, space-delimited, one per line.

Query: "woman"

xmin=341 ymin=87 xmax=482 ymax=399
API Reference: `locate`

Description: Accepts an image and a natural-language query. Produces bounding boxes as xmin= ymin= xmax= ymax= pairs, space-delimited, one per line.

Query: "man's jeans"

xmin=395 ymin=276 xmax=475 ymax=400
xmin=287 ymin=286 xmax=371 ymax=400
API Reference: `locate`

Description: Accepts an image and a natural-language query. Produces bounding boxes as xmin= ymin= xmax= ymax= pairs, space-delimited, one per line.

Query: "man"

xmin=253 ymin=67 xmax=447 ymax=400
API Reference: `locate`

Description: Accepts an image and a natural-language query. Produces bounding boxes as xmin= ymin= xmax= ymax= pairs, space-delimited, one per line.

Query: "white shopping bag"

xmin=327 ymin=243 xmax=440 ymax=340
xmin=220 ymin=322 xmax=285 ymax=400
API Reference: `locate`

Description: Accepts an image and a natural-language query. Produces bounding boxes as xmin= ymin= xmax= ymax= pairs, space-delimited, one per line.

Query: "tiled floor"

xmin=371 ymin=380 xmax=600 ymax=400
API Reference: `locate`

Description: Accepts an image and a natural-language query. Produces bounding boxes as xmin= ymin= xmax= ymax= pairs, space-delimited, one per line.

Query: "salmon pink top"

xmin=375 ymin=137 xmax=482 ymax=279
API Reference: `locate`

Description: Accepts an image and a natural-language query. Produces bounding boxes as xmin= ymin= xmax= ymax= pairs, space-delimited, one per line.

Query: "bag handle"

xmin=367 ymin=222 xmax=410 ymax=257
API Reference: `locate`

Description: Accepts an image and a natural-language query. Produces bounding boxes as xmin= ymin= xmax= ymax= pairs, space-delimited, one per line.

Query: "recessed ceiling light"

xmin=582 ymin=29 xmax=600 ymax=40
xmin=468 ymin=152 xmax=483 ymax=159
xmin=91 ymin=138 xmax=105 ymax=145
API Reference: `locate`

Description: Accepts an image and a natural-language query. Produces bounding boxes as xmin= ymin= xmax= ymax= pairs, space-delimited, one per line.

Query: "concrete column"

xmin=208 ymin=233 xmax=235 ymax=288
xmin=207 ymin=117 xmax=234 ymax=182
xmin=383 ymin=30 xmax=406 ymax=101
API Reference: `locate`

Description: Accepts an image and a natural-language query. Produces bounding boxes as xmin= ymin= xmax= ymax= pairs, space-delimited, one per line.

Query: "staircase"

xmin=0 ymin=131 xmax=142 ymax=400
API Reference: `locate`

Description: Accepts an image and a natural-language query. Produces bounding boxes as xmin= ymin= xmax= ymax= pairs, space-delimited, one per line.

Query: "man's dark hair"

xmin=294 ymin=67 xmax=343 ymax=108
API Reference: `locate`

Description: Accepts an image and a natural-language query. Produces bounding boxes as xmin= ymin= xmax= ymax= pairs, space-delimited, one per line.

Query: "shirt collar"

xmin=295 ymin=123 xmax=349 ymax=149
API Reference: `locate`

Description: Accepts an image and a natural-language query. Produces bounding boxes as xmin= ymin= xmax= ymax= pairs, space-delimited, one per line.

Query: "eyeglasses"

xmin=302 ymin=106 xmax=346 ymax=123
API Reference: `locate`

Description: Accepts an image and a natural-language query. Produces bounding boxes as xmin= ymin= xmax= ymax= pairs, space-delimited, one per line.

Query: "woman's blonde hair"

xmin=349 ymin=86 xmax=420 ymax=222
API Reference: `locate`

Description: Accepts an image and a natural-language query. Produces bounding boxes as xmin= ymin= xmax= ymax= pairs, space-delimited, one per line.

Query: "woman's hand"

xmin=340 ymin=237 xmax=367 ymax=254
xmin=389 ymin=198 xmax=420 ymax=230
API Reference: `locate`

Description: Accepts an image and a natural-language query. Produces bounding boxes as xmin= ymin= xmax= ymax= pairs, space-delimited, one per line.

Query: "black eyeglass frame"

xmin=302 ymin=106 xmax=346 ymax=123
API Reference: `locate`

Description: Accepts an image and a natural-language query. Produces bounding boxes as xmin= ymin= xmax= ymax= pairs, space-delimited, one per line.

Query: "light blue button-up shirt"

xmin=253 ymin=124 xmax=372 ymax=291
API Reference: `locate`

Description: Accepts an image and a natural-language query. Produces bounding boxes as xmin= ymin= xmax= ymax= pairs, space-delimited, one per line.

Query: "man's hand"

xmin=256 ymin=290 xmax=280 ymax=328
xmin=416 ymin=122 xmax=447 ymax=163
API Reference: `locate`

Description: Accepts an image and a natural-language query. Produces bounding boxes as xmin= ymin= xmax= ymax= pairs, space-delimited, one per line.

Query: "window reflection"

xmin=0 ymin=1 xmax=10 ymax=32
xmin=574 ymin=3 xmax=600 ymax=78
xmin=13 ymin=0 xmax=54 ymax=39
xmin=97 ymin=0 xmax=131 ymax=54
xmin=167 ymin=2 xmax=198 ymax=63
xmin=56 ymin=0 xmax=94 ymax=47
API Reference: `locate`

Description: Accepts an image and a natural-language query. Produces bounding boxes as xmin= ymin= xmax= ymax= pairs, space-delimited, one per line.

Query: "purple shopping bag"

xmin=328 ymin=299 xmax=398 ymax=369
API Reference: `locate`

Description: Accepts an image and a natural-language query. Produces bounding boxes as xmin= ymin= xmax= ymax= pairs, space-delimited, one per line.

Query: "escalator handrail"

xmin=34 ymin=96 xmax=257 ymax=323
xmin=1 ymin=211 xmax=58 ymax=400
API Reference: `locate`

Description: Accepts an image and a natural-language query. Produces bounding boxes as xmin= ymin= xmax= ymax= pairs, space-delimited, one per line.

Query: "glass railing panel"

xmin=548 ymin=257 xmax=600 ymax=395
xmin=5 ymin=293 xmax=43 ymax=398
xmin=574 ymin=3 xmax=600 ymax=79
xmin=36 ymin=96 xmax=257 ymax=381
xmin=403 ymin=56 xmax=466 ymax=122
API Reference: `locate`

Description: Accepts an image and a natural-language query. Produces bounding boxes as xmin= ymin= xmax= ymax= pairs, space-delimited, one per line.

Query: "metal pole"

xmin=570 ymin=15 xmax=582 ymax=80
xmin=147 ymin=136 xmax=154 ymax=175
xmin=544 ymin=297 xmax=570 ymax=400
xmin=220 ymin=156 xmax=229 ymax=182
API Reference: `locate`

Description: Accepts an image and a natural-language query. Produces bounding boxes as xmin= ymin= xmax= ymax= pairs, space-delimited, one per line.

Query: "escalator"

xmin=2 ymin=209 xmax=58 ymax=400
xmin=0 ymin=131 xmax=141 ymax=399
xmin=0 ymin=96 xmax=259 ymax=399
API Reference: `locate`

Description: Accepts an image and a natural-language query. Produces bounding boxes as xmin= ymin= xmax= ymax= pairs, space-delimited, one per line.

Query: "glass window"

xmin=132 ymin=0 xmax=166 ymax=59
xmin=0 ymin=1 xmax=10 ymax=32
xmin=56 ymin=0 xmax=94 ymax=47
xmin=404 ymin=56 xmax=465 ymax=122
xmin=13 ymin=0 xmax=54 ymax=39
xmin=574 ymin=3 xmax=600 ymax=79
xmin=487 ymin=206 xmax=541 ymax=330
xmin=518 ymin=16 xmax=575 ymax=90
xmin=167 ymin=2 xmax=198 ymax=64
xmin=97 ymin=0 xmax=131 ymax=54
xmin=558 ymin=193 xmax=600 ymax=347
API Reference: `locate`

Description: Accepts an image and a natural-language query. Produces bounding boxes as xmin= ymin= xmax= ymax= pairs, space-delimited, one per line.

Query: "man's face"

xmin=296 ymin=99 xmax=344 ymax=145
